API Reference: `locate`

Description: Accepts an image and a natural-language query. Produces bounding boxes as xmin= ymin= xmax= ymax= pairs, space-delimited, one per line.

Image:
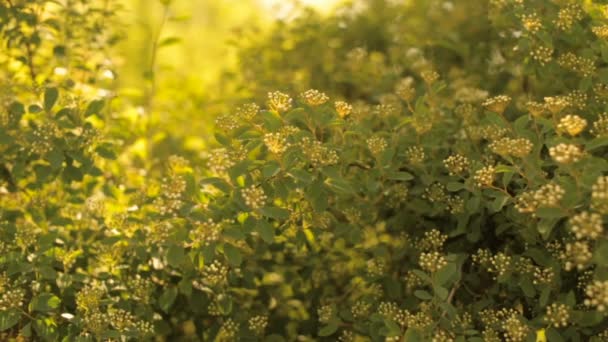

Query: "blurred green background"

xmin=112 ymin=0 xmax=342 ymax=155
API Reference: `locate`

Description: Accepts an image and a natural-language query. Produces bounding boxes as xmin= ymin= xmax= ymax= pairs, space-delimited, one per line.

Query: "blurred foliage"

xmin=3 ymin=0 xmax=608 ymax=341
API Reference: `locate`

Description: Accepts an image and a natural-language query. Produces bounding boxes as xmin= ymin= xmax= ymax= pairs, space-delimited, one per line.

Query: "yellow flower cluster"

xmin=585 ymin=280 xmax=608 ymax=312
xmin=267 ymin=91 xmax=293 ymax=113
xmin=593 ymin=25 xmax=608 ymax=39
xmin=569 ymin=211 xmax=603 ymax=240
xmin=443 ymin=154 xmax=469 ymax=176
xmin=557 ymin=53 xmax=596 ymax=77
xmin=554 ymin=3 xmax=584 ymax=31
xmin=561 ymin=241 xmax=592 ymax=271
xmin=405 ymin=146 xmax=425 ymax=165
xmin=201 ymin=260 xmax=229 ymax=286
xmin=248 ymin=315 xmax=268 ymax=336
xmin=545 ymin=303 xmax=570 ymax=328
xmin=264 ymin=132 xmax=289 ymax=154
xmin=242 ymin=186 xmax=267 ymax=209
xmin=334 ymin=100 xmax=352 ymax=118
xmin=530 ymin=46 xmax=553 ymax=66
xmin=557 ymin=114 xmax=587 ymax=136
xmin=592 ymin=176 xmax=608 ymax=214
xmin=521 ymin=12 xmax=542 ymax=33
xmin=419 ymin=251 xmax=447 ymax=273
xmin=482 ymin=95 xmax=511 ymax=114
xmin=489 ymin=137 xmax=533 ymax=158
xmin=302 ymin=137 xmax=339 ymax=167
xmin=395 ymin=77 xmax=416 ymax=102
xmin=301 ymin=89 xmax=329 ymax=106
xmin=317 ymin=304 xmax=334 ymax=323
xmin=366 ymin=136 xmax=388 ymax=155
xmin=549 ymin=143 xmax=584 ymax=164
xmin=592 ymin=113 xmax=608 ymax=137
xmin=473 ymin=165 xmax=495 ymax=187
xmin=236 ymin=103 xmax=260 ymax=121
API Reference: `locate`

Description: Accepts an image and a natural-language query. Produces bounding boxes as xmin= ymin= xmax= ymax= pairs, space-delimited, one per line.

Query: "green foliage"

xmin=3 ymin=0 xmax=608 ymax=341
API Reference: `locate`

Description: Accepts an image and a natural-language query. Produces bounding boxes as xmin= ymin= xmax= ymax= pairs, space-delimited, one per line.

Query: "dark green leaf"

xmin=259 ymin=206 xmax=290 ymax=220
xmin=166 ymin=245 xmax=185 ymax=267
xmin=223 ymin=243 xmax=242 ymax=266
xmin=44 ymin=87 xmax=59 ymax=111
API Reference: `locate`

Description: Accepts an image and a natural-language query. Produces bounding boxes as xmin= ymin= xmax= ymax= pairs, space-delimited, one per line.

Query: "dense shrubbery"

xmin=3 ymin=0 xmax=608 ymax=341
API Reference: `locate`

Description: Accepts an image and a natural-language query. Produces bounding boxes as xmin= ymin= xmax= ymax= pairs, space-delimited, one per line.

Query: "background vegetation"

xmin=2 ymin=0 xmax=608 ymax=341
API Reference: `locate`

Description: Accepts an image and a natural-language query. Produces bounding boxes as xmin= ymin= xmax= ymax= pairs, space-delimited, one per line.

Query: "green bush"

xmin=3 ymin=0 xmax=608 ymax=341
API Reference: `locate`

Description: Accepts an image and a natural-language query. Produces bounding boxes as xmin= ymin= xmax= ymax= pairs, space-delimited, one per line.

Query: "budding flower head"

xmin=405 ymin=146 xmax=425 ymax=165
xmin=236 ymin=103 xmax=260 ymax=121
xmin=334 ymin=100 xmax=352 ymax=118
xmin=585 ymin=280 xmax=608 ymax=312
xmin=482 ymin=95 xmax=511 ymax=114
xmin=544 ymin=96 xmax=568 ymax=114
xmin=264 ymin=132 xmax=289 ymax=155
xmin=443 ymin=153 xmax=469 ymax=176
xmin=530 ymin=46 xmax=553 ymax=66
xmin=489 ymin=137 xmax=532 ymax=158
xmin=526 ymin=101 xmax=546 ymax=117
xmin=473 ymin=165 xmax=495 ymax=187
xmin=267 ymin=91 xmax=292 ymax=113
xmin=300 ymin=89 xmax=329 ymax=106
xmin=592 ymin=114 xmax=608 ymax=137
xmin=248 ymin=315 xmax=268 ymax=336
xmin=569 ymin=211 xmax=603 ymax=240
xmin=367 ymin=136 xmax=388 ymax=155
xmin=242 ymin=186 xmax=267 ymax=210
xmin=420 ymin=69 xmax=439 ymax=85
xmin=395 ymin=77 xmax=416 ymax=101
xmin=419 ymin=251 xmax=447 ymax=273
xmin=592 ymin=176 xmax=608 ymax=214
xmin=557 ymin=114 xmax=587 ymax=136
xmin=521 ymin=12 xmax=542 ymax=33
xmin=593 ymin=25 xmax=608 ymax=39
xmin=533 ymin=183 xmax=564 ymax=208
xmin=549 ymin=143 xmax=584 ymax=164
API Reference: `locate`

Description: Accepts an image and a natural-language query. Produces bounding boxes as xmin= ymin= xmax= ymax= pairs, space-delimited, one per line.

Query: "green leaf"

xmin=256 ymin=220 xmax=274 ymax=243
xmin=586 ymin=137 xmax=608 ymax=151
xmin=31 ymin=293 xmax=61 ymax=312
xmin=158 ymin=287 xmax=178 ymax=313
xmin=95 ymin=146 xmax=117 ymax=160
xmin=318 ymin=321 xmax=339 ymax=337
xmin=259 ymin=206 xmax=290 ymax=220
xmin=159 ymin=36 xmax=181 ymax=47
xmin=166 ymin=245 xmax=185 ymax=267
xmin=223 ymin=243 xmax=242 ymax=266
xmin=200 ymin=177 xmax=232 ymax=193
xmin=0 ymin=310 xmax=21 ymax=331
xmin=262 ymin=161 xmax=281 ymax=178
xmin=593 ymin=240 xmax=608 ymax=266
xmin=85 ymin=99 xmax=105 ymax=117
xmin=387 ymin=171 xmax=414 ymax=181
xmin=403 ymin=329 xmax=422 ymax=342
xmin=539 ymin=287 xmax=551 ymax=307
xmin=436 ymin=263 xmax=458 ymax=285
xmin=289 ymin=169 xmax=313 ymax=184
xmin=44 ymin=87 xmax=59 ymax=111
xmin=46 ymin=149 xmax=64 ymax=169
xmin=546 ymin=327 xmax=565 ymax=342
xmin=446 ymin=182 xmax=464 ymax=191
xmin=432 ymin=283 xmax=449 ymax=300
xmin=218 ymin=294 xmax=233 ymax=315
xmin=411 ymin=270 xmax=432 ymax=284
xmin=325 ymin=178 xmax=355 ymax=195
xmin=28 ymin=104 xmax=42 ymax=113
xmin=536 ymin=207 xmax=567 ymax=219
xmin=413 ymin=290 xmax=433 ymax=300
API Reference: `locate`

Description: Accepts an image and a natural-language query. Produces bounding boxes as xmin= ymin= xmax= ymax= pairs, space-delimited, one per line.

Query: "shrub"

xmin=2 ymin=0 xmax=608 ymax=341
